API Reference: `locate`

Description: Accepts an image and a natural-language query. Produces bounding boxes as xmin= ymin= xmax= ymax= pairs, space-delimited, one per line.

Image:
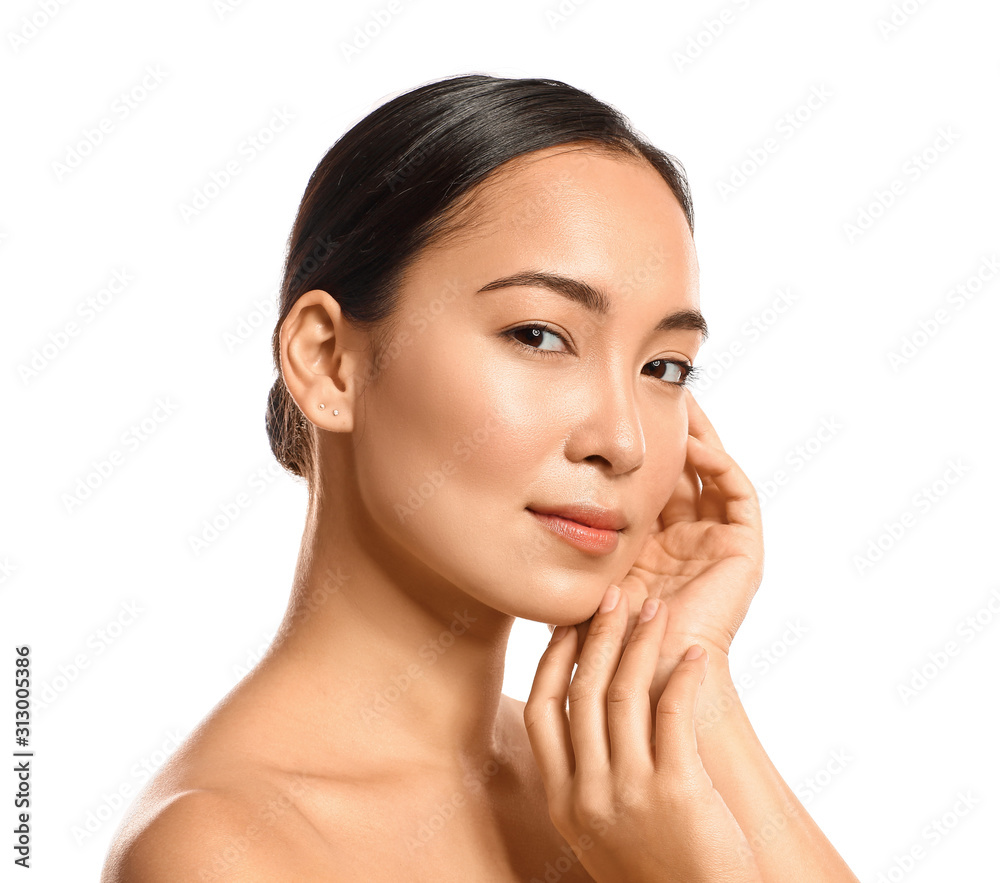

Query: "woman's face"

xmin=346 ymin=144 xmax=704 ymax=625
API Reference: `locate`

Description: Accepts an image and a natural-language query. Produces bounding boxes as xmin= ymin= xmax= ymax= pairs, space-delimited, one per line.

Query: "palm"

xmin=619 ymin=467 xmax=762 ymax=658
xmin=603 ymin=391 xmax=763 ymax=662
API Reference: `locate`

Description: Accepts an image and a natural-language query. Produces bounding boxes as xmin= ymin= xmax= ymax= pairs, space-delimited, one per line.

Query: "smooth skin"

xmin=526 ymin=390 xmax=768 ymax=880
xmin=101 ymin=144 xmax=859 ymax=881
xmin=528 ymin=592 xmax=762 ymax=882
xmin=529 ymin=386 xmax=861 ymax=881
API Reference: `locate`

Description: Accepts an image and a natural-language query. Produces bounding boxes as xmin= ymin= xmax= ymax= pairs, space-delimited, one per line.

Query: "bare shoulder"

xmin=101 ymin=783 xmax=329 ymax=882
xmin=504 ymin=694 xmax=527 ymax=713
xmin=502 ymin=693 xmax=530 ymax=735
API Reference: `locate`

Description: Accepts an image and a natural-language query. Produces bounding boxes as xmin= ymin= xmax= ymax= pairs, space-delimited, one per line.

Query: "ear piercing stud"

xmin=317 ymin=404 xmax=339 ymax=415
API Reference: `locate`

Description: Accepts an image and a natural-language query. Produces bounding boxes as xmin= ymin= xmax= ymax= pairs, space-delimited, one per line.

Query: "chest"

xmin=302 ymin=777 xmax=597 ymax=882
xmin=339 ymin=816 xmax=597 ymax=882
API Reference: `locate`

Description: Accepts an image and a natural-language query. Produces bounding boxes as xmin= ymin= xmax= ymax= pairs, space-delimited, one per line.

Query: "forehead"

xmin=457 ymin=144 xmax=687 ymax=238
xmin=422 ymin=145 xmax=697 ymax=290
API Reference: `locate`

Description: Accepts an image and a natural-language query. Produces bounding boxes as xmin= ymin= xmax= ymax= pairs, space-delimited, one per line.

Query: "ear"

xmin=279 ymin=289 xmax=369 ymax=432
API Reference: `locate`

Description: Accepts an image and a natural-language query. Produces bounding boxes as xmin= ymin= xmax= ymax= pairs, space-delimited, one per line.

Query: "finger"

xmin=653 ymin=644 xmax=709 ymax=782
xmin=660 ymin=442 xmax=727 ymax=526
xmin=683 ymin=390 xmax=730 ymax=522
xmin=684 ymin=388 xmax=726 ymax=453
xmin=659 ymin=391 xmax=727 ymax=526
xmin=688 ymin=436 xmax=727 ymax=524
xmin=659 ymin=457 xmax=701 ymax=525
xmin=566 ymin=586 xmax=629 ymax=778
xmin=572 ymin=619 xmax=592 ymax=666
xmin=606 ymin=598 xmax=668 ymax=775
xmin=687 ymin=434 xmax=761 ymax=531
xmin=699 ymin=479 xmax=727 ymax=523
xmin=524 ymin=625 xmax=579 ymax=796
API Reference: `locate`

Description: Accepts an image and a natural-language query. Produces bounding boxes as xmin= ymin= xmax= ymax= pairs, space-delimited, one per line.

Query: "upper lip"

xmin=528 ymin=503 xmax=628 ymax=532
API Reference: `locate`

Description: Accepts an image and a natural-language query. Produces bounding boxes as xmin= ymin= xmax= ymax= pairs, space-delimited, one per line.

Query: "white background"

xmin=2 ymin=0 xmax=998 ymax=879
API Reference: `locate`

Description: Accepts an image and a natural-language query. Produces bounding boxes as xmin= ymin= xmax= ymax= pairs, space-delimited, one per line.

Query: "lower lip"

xmin=528 ymin=509 xmax=621 ymax=555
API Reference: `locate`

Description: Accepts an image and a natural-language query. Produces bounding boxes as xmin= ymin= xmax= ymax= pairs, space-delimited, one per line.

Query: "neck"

xmin=260 ymin=475 xmax=516 ymax=780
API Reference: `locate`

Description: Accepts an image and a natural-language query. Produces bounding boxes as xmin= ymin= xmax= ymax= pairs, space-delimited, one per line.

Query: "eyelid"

xmin=648 ymin=358 xmax=699 ymax=387
xmin=503 ymin=322 xmax=575 ymax=354
xmin=504 ymin=323 xmax=698 ymax=387
xmin=503 ymin=323 xmax=695 ymax=363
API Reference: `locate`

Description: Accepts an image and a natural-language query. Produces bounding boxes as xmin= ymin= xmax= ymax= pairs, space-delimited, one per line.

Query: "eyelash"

xmin=503 ymin=323 xmax=700 ymax=387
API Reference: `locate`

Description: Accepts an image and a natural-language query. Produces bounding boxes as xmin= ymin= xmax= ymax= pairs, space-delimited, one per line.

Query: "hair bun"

xmin=265 ymin=375 xmax=307 ymax=479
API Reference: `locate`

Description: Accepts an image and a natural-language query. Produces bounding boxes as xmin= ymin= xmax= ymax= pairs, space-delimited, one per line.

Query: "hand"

xmin=624 ymin=388 xmax=764 ymax=658
xmin=525 ymin=586 xmax=763 ymax=883
xmin=563 ymin=389 xmax=764 ymax=667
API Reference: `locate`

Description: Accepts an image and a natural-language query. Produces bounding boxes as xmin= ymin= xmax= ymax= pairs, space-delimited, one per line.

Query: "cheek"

xmin=350 ymin=329 xmax=534 ymax=555
xmin=350 ymin=327 xmax=693 ymax=622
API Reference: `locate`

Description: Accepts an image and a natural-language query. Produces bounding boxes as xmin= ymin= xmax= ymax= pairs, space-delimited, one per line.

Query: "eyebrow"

xmin=476 ymin=271 xmax=709 ymax=342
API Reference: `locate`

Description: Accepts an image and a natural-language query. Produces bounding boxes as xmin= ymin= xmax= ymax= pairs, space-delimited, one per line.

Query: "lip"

xmin=528 ymin=503 xmax=627 ymax=531
xmin=527 ymin=504 xmax=625 ymax=556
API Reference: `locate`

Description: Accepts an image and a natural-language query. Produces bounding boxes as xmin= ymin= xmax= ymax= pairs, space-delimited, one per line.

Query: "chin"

xmin=500 ymin=567 xmax=614 ymax=627
xmin=482 ymin=526 xmax=644 ymax=626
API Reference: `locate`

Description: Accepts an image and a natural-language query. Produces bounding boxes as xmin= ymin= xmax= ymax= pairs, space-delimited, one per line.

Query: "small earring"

xmin=318 ymin=403 xmax=325 ymax=410
xmin=333 ymin=409 xmax=339 ymax=415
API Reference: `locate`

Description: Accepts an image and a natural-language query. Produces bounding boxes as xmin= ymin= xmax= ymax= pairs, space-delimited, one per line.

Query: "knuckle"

xmin=570 ymin=785 xmax=612 ymax=828
xmin=547 ymin=804 xmax=570 ymax=837
xmin=657 ymin=692 xmax=687 ymax=717
xmin=606 ymin=681 xmax=643 ymax=707
xmin=575 ymin=645 xmax=616 ymax=678
xmin=544 ymin=790 xmax=572 ymax=828
xmin=609 ymin=775 xmax=647 ymax=812
xmin=585 ymin=617 xmax=621 ymax=643
xmin=522 ymin=697 xmax=557 ymax=731
xmin=566 ymin=681 xmax=600 ymax=708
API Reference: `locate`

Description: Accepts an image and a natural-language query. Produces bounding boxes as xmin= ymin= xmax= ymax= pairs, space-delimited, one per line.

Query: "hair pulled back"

xmin=266 ymin=73 xmax=694 ymax=484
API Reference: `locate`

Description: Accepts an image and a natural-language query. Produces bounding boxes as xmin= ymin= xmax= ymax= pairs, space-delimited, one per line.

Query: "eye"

xmin=644 ymin=359 xmax=698 ymax=387
xmin=503 ymin=324 xmax=699 ymax=388
xmin=503 ymin=323 xmax=569 ymax=355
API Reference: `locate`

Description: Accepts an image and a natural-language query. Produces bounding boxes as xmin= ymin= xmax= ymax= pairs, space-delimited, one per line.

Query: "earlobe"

xmin=279 ymin=289 xmax=363 ymax=432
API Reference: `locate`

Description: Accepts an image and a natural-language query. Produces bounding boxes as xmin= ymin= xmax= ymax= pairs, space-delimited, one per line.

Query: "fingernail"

xmin=684 ymin=644 xmax=704 ymax=660
xmin=598 ymin=586 xmax=621 ymax=613
xmin=551 ymin=625 xmax=570 ymax=642
xmin=638 ymin=598 xmax=659 ymax=623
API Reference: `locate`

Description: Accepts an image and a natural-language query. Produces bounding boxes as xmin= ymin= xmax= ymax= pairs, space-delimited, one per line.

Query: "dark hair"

xmin=266 ymin=73 xmax=694 ymax=484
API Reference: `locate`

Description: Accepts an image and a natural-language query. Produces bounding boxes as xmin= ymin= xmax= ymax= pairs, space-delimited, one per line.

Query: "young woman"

xmin=102 ymin=74 xmax=859 ymax=881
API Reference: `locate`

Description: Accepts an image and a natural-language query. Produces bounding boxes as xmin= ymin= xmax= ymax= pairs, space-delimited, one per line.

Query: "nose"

xmin=564 ymin=368 xmax=645 ymax=475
